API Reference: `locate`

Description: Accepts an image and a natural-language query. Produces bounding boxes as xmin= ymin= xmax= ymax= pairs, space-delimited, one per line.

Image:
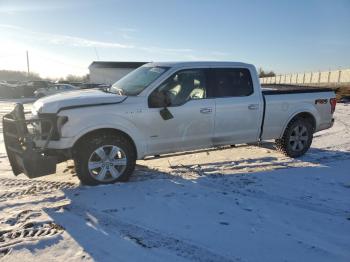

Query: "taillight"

xmin=330 ymin=98 xmax=336 ymax=114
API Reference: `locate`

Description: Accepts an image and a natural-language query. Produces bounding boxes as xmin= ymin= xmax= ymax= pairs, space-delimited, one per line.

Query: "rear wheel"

xmin=275 ymin=118 xmax=313 ymax=158
xmin=74 ymin=133 xmax=136 ymax=185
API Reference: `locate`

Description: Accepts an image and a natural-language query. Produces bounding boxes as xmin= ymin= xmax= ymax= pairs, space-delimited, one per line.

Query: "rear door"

xmin=210 ymin=68 xmax=262 ymax=145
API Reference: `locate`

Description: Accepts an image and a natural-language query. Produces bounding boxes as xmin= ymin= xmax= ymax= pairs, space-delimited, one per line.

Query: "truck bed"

xmin=260 ymin=85 xmax=335 ymax=141
xmin=262 ymin=84 xmax=333 ymax=95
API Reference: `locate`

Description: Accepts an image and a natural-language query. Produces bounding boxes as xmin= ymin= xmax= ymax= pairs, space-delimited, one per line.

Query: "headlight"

xmin=57 ymin=116 xmax=68 ymax=136
xmin=32 ymin=101 xmax=44 ymax=116
xmin=41 ymin=114 xmax=68 ymax=139
xmin=31 ymin=114 xmax=68 ymax=140
xmin=31 ymin=110 xmax=37 ymax=117
xmin=29 ymin=121 xmax=40 ymax=136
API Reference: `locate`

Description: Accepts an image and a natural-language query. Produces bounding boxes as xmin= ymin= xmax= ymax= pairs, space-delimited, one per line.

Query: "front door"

xmin=143 ymin=69 xmax=215 ymax=155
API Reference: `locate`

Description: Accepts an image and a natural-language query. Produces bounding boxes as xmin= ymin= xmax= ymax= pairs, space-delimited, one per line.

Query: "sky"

xmin=0 ymin=0 xmax=349 ymax=78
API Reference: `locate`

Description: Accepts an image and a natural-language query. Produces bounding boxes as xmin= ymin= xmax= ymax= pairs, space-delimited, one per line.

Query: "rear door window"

xmin=210 ymin=68 xmax=253 ymax=97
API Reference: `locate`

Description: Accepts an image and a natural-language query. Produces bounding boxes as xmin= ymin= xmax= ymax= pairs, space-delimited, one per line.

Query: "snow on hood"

xmin=32 ymin=89 xmax=126 ymax=114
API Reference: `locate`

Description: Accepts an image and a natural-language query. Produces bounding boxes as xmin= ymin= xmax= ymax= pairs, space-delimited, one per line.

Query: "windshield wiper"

xmin=101 ymin=88 xmax=113 ymax=94
xmin=114 ymin=88 xmax=124 ymax=96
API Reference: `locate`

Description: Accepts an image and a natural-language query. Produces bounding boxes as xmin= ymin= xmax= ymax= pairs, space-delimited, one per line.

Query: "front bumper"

xmin=2 ymin=103 xmax=58 ymax=178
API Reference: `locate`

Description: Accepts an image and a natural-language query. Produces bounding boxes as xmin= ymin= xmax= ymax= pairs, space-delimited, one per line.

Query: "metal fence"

xmin=260 ymin=68 xmax=350 ymax=86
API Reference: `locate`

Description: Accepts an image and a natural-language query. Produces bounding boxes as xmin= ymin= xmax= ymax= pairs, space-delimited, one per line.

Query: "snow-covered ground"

xmin=0 ymin=101 xmax=349 ymax=262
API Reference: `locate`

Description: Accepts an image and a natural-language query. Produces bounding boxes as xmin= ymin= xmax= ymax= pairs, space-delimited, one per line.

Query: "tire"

xmin=275 ymin=118 xmax=313 ymax=158
xmin=74 ymin=132 xmax=136 ymax=185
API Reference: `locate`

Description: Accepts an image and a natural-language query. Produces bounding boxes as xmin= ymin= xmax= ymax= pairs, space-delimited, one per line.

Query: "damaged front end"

xmin=2 ymin=103 xmax=66 ymax=178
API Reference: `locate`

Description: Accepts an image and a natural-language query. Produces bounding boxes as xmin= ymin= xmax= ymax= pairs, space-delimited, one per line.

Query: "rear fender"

xmin=279 ymin=107 xmax=319 ymax=138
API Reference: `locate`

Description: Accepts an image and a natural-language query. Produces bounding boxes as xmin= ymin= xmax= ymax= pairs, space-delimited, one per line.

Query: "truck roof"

xmin=145 ymin=61 xmax=254 ymax=69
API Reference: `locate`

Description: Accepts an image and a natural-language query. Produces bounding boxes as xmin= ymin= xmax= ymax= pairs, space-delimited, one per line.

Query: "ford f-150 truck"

xmin=3 ymin=62 xmax=336 ymax=185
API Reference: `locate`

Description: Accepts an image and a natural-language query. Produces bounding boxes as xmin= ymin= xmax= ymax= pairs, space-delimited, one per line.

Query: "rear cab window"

xmin=209 ymin=68 xmax=254 ymax=97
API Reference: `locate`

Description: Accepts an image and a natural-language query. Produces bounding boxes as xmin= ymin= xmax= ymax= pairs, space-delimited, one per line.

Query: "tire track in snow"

xmin=0 ymin=222 xmax=63 ymax=250
xmin=0 ymin=210 xmax=64 ymax=257
xmin=239 ymin=190 xmax=349 ymax=217
xmin=0 ymin=178 xmax=76 ymax=188
xmin=0 ymin=178 xmax=77 ymax=201
xmin=169 ymin=148 xmax=350 ymax=179
xmin=193 ymin=174 xmax=350 ymax=218
xmin=60 ymin=204 xmax=239 ymax=262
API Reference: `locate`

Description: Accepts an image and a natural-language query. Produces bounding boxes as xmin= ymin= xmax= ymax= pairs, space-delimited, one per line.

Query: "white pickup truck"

xmin=3 ymin=62 xmax=336 ymax=185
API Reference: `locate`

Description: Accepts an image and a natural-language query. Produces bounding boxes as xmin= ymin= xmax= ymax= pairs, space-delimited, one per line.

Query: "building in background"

xmin=88 ymin=61 xmax=147 ymax=84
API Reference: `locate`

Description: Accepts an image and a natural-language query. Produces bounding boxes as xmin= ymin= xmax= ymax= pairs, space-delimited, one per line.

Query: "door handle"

xmin=200 ymin=108 xmax=213 ymax=114
xmin=248 ymin=104 xmax=259 ymax=110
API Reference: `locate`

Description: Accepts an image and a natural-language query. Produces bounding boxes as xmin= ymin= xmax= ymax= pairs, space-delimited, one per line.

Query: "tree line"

xmin=258 ymin=68 xmax=276 ymax=78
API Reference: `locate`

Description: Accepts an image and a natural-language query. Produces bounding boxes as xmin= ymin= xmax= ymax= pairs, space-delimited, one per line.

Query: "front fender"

xmin=60 ymin=110 xmax=147 ymax=159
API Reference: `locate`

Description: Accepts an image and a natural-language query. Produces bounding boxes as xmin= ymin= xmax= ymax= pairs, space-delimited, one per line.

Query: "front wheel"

xmin=275 ymin=118 xmax=313 ymax=158
xmin=74 ymin=133 xmax=136 ymax=185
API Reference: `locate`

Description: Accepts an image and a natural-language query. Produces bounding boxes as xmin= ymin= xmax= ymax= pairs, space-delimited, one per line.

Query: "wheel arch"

xmin=72 ymin=128 xmax=139 ymax=159
xmin=280 ymin=111 xmax=317 ymax=138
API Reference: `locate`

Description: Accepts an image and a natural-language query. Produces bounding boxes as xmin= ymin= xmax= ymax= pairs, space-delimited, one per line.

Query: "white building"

xmin=88 ymin=61 xmax=147 ymax=85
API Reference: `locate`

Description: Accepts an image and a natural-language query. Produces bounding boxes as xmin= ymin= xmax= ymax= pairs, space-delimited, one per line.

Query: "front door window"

xmin=149 ymin=69 xmax=207 ymax=108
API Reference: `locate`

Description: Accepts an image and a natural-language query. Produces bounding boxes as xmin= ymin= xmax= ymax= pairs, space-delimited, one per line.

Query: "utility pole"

xmin=26 ymin=50 xmax=30 ymax=77
xmin=94 ymin=47 xmax=100 ymax=60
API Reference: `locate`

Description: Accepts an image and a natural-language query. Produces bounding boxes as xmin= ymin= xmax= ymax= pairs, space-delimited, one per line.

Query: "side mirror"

xmin=159 ymin=107 xmax=173 ymax=120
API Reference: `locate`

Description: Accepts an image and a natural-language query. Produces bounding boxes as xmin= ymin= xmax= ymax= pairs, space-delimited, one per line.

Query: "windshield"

xmin=110 ymin=66 xmax=169 ymax=96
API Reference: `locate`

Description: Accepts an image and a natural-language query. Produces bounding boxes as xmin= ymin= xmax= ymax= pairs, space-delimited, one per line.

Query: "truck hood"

xmin=32 ymin=89 xmax=126 ymax=114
